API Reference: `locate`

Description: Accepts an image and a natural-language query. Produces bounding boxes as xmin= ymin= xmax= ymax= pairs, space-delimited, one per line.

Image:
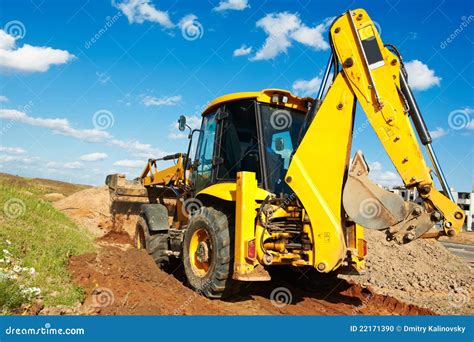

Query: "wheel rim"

xmin=189 ymin=228 xmax=211 ymax=277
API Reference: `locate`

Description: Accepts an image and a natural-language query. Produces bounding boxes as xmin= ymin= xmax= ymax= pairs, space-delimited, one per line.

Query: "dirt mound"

xmin=340 ymin=229 xmax=473 ymax=314
xmin=44 ymin=192 xmax=66 ymax=201
xmin=55 ymin=184 xmax=471 ymax=315
xmin=54 ymin=187 xmax=111 ymax=237
xmin=67 ymin=242 xmax=433 ymax=315
xmin=97 ymin=230 xmax=134 ymax=245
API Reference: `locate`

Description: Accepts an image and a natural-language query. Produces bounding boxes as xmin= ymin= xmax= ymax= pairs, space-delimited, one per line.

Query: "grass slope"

xmin=0 ymin=179 xmax=94 ymax=312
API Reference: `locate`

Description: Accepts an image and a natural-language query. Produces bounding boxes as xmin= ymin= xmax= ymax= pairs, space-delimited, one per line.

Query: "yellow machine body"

xmin=108 ymin=8 xmax=464 ymax=294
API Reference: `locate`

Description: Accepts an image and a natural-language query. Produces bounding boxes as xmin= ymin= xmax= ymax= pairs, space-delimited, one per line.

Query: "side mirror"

xmin=275 ymin=137 xmax=285 ymax=152
xmin=178 ymin=115 xmax=187 ymax=132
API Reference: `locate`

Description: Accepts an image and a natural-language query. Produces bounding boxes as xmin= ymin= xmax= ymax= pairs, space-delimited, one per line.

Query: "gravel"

xmin=340 ymin=229 xmax=473 ymax=314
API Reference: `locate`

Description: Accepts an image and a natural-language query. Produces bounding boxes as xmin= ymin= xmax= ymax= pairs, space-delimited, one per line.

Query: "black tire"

xmin=135 ymin=216 xmax=169 ymax=268
xmin=182 ymin=207 xmax=238 ymax=298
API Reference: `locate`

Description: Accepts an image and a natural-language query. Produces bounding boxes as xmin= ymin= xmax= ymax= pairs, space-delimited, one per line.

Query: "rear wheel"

xmin=135 ymin=216 xmax=169 ymax=268
xmin=183 ymin=207 xmax=238 ymax=298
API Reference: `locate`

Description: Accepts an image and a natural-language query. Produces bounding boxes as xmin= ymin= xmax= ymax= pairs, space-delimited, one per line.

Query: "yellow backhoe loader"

xmin=106 ymin=8 xmax=465 ymax=298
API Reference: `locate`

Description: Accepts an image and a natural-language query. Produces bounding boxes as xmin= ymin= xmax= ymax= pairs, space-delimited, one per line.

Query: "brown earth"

xmin=67 ymin=241 xmax=433 ymax=315
xmin=53 ymin=187 xmax=112 ymax=237
xmin=52 ymin=186 xmax=473 ymax=316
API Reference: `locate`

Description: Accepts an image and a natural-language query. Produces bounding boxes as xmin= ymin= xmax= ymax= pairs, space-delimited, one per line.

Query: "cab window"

xmin=217 ymin=100 xmax=261 ymax=182
xmin=193 ymin=111 xmax=217 ymax=192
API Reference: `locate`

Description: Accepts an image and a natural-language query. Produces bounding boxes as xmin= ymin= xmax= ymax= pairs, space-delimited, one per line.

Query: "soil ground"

xmin=66 ymin=235 xmax=433 ymax=315
xmin=48 ymin=186 xmax=473 ymax=316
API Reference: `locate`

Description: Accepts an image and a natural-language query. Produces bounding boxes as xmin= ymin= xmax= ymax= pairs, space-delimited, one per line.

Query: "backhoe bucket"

xmin=342 ymin=151 xmax=435 ymax=243
xmin=343 ymin=151 xmax=408 ymax=230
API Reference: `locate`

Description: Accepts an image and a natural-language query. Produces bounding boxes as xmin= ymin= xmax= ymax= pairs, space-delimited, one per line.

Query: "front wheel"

xmin=182 ymin=207 xmax=239 ymax=298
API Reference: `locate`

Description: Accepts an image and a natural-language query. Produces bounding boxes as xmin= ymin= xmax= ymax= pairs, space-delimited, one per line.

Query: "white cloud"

xmin=0 ymin=108 xmax=166 ymax=158
xmin=0 ymin=30 xmax=15 ymax=50
xmin=113 ymin=0 xmax=174 ymax=27
xmin=0 ymin=155 xmax=38 ymax=164
xmin=405 ymin=60 xmax=441 ymax=91
xmin=169 ymin=115 xmax=201 ymax=139
xmin=251 ymin=12 xmax=330 ymax=61
xmin=64 ymin=161 xmax=82 ymax=169
xmin=233 ymin=45 xmax=252 ymax=57
xmin=213 ymin=0 xmax=249 ymax=12
xmin=429 ymin=127 xmax=447 ymax=139
xmin=368 ymin=161 xmax=402 ymax=187
xmin=290 ymin=22 xmax=330 ymax=50
xmin=143 ymin=95 xmax=182 ymax=106
xmin=0 ymin=30 xmax=75 ymax=73
xmin=113 ymin=159 xmax=145 ymax=168
xmin=80 ymin=152 xmax=108 ymax=161
xmin=46 ymin=161 xmax=59 ymax=169
xmin=0 ymin=109 xmax=110 ymax=142
xmin=0 ymin=146 xmax=25 ymax=154
xmin=0 ymin=95 xmax=8 ymax=103
xmin=292 ymin=76 xmax=322 ymax=97
xmin=109 ymin=139 xmax=164 ymax=158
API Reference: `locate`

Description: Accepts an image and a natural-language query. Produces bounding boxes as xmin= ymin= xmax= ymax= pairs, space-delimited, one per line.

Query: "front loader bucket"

xmin=105 ymin=174 xmax=179 ymax=236
xmin=105 ymin=174 xmax=151 ymax=235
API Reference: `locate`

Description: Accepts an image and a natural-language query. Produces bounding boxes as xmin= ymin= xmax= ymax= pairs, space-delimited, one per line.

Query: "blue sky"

xmin=0 ymin=0 xmax=472 ymax=191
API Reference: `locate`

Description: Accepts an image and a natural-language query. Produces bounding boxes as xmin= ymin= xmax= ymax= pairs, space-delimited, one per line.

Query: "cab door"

xmin=192 ymin=109 xmax=218 ymax=193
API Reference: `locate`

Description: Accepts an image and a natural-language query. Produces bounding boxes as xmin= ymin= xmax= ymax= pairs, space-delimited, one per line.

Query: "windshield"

xmin=260 ymin=104 xmax=305 ymax=194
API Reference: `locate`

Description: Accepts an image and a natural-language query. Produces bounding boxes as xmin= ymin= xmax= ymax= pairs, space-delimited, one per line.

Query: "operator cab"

xmin=187 ymin=89 xmax=310 ymax=195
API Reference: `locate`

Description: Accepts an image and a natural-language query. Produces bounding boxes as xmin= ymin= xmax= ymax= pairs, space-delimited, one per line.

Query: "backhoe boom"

xmin=286 ymin=9 xmax=464 ymax=267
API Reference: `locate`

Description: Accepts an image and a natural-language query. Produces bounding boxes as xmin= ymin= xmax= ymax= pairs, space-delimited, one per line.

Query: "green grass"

xmin=0 ymin=181 xmax=94 ymax=312
xmin=0 ymin=278 xmax=26 ymax=311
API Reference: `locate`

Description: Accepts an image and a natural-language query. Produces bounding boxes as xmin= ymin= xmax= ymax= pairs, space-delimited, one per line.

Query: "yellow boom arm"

xmin=286 ymin=9 xmax=464 ymax=271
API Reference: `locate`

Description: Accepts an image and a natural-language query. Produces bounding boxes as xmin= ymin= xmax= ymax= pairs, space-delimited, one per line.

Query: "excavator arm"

xmin=286 ymin=8 xmax=464 ymax=269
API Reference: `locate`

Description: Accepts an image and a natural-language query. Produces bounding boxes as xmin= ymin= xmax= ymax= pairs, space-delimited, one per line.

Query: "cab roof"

xmin=202 ymin=88 xmax=312 ymax=116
